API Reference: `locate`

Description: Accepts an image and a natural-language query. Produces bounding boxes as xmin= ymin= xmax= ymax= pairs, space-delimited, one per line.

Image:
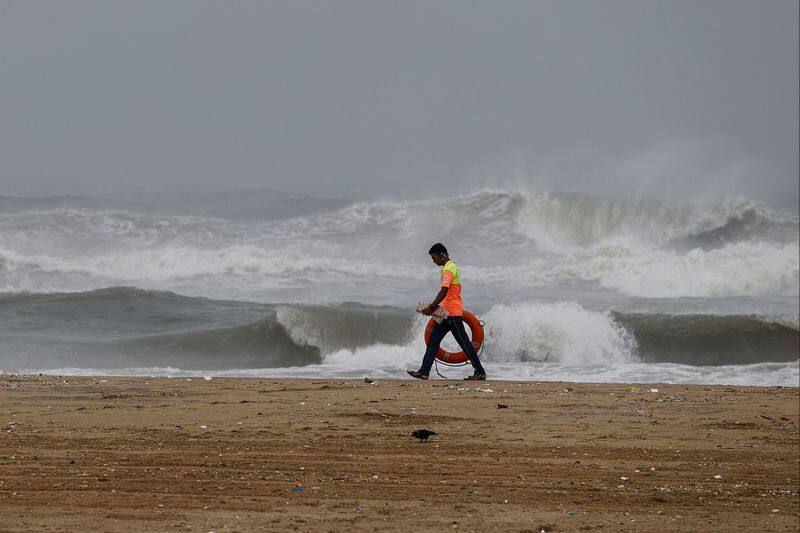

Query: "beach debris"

xmin=203 ymin=376 xmax=213 ymax=381
xmin=364 ymin=377 xmax=374 ymax=384
xmin=649 ymin=388 xmax=659 ymax=393
xmin=200 ymin=425 xmax=208 ymax=429
xmin=291 ymin=485 xmax=303 ymax=492
xmin=411 ymin=429 xmax=437 ymax=442
xmin=497 ymin=404 xmax=509 ymax=409
xmin=620 ymin=477 xmax=629 ymax=481
xmin=475 ymin=388 xmax=494 ymax=393
xmin=759 ymin=415 xmax=775 ymax=421
xmin=713 ymin=474 xmax=724 ymax=480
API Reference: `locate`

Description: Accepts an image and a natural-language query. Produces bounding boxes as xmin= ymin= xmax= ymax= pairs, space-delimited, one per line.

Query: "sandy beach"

xmin=0 ymin=375 xmax=797 ymax=532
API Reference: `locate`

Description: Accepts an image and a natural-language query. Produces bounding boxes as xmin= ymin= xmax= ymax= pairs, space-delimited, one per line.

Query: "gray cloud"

xmin=0 ymin=0 xmax=797 ymax=206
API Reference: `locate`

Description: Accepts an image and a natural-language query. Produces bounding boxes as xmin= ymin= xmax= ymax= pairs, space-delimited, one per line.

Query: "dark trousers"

xmin=419 ymin=316 xmax=485 ymax=375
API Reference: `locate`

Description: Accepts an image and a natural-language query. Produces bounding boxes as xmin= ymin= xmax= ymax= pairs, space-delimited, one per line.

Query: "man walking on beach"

xmin=407 ymin=243 xmax=487 ymax=381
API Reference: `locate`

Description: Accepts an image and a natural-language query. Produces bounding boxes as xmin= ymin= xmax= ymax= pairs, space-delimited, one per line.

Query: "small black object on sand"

xmin=412 ymin=429 xmax=437 ymax=442
xmin=497 ymin=404 xmax=509 ymax=409
xmin=364 ymin=377 xmax=374 ymax=384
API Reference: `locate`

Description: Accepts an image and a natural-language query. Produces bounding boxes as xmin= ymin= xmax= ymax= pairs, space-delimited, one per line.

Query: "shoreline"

xmin=1 ymin=375 xmax=798 ymax=531
xmin=4 ymin=358 xmax=799 ymax=389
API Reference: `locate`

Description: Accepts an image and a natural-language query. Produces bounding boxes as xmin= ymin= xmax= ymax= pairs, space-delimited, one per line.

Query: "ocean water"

xmin=1 ymin=188 xmax=797 ymax=385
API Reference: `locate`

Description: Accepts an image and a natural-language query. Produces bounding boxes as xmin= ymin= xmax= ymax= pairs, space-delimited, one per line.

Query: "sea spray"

xmin=480 ymin=301 xmax=638 ymax=365
xmin=0 ymin=188 xmax=796 ymax=302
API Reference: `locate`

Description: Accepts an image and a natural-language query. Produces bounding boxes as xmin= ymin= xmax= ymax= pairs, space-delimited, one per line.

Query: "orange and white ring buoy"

xmin=424 ymin=309 xmax=484 ymax=364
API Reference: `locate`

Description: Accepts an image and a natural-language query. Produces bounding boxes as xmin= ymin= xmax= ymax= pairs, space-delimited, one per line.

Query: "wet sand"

xmin=0 ymin=375 xmax=798 ymax=532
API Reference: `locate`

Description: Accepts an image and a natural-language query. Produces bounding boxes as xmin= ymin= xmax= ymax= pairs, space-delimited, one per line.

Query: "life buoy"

xmin=424 ymin=309 xmax=484 ymax=364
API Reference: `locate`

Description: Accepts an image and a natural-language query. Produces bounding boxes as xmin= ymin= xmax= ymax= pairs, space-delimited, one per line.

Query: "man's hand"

xmin=423 ymin=287 xmax=449 ymax=317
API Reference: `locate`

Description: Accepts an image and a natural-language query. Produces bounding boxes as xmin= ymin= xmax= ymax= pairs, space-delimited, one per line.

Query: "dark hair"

xmin=428 ymin=243 xmax=448 ymax=256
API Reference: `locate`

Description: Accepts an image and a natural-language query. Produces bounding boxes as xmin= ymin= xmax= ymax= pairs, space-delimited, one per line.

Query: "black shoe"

xmin=464 ymin=372 xmax=487 ymax=381
xmin=407 ymin=370 xmax=429 ymax=380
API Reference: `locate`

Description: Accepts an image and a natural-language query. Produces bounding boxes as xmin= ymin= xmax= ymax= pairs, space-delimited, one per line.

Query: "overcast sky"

xmin=1 ymin=0 xmax=797 ymax=204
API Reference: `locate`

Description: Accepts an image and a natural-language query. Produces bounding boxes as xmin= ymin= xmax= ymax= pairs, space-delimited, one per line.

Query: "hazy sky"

xmin=1 ymin=0 xmax=797 ymax=204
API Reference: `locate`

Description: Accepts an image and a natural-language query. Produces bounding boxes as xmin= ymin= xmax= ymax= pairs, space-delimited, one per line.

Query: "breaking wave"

xmin=1 ymin=188 xmax=798 ymax=386
xmin=0 ymin=189 xmax=797 ymax=300
xmin=0 ymin=190 xmax=795 ymax=253
xmin=494 ymin=240 xmax=799 ymax=298
xmin=1 ymin=289 xmax=796 ymax=373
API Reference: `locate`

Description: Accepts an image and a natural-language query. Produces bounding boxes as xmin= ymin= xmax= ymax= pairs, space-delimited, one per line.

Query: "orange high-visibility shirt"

xmin=440 ymin=260 xmax=463 ymax=317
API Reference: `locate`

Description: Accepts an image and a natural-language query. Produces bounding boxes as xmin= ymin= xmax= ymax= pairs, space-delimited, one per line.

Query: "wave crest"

xmin=0 ymin=289 xmax=796 ymax=371
xmin=0 ymin=188 xmax=796 ymax=300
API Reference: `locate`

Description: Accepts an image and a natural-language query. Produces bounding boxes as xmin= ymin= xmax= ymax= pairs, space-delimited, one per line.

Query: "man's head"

xmin=428 ymin=243 xmax=449 ymax=266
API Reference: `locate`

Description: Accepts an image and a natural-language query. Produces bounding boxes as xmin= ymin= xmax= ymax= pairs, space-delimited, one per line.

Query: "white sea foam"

xmin=0 ymin=188 xmax=796 ymax=303
xmin=0 ymin=244 xmax=427 ymax=284
xmin=585 ymin=242 xmax=800 ymax=298
xmin=467 ymin=240 xmax=799 ymax=298
xmin=315 ymin=301 xmax=637 ymax=370
xmin=512 ymin=192 xmax=785 ymax=248
xmin=481 ymin=302 xmax=638 ymax=364
xmin=537 ymin=240 xmax=800 ymax=298
xmin=13 ymin=360 xmax=798 ymax=387
xmin=1 ymin=239 xmax=796 ymax=301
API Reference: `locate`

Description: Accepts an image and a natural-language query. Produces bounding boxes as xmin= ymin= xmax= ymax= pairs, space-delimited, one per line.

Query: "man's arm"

xmin=423 ymin=287 xmax=449 ymax=315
